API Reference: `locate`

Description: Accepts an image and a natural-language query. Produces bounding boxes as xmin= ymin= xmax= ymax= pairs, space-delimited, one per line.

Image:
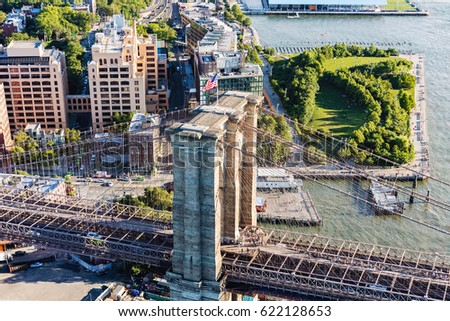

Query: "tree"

xmin=263 ymin=47 xmax=276 ymax=56
xmin=5 ymin=32 xmax=37 ymax=46
xmin=64 ymin=128 xmax=81 ymax=143
xmin=136 ymin=24 xmax=148 ymax=37
xmin=243 ymin=17 xmax=252 ymax=27
xmin=0 ymin=11 xmax=6 ymax=24
xmin=257 ymin=115 xmax=292 ymax=165
xmin=246 ymin=48 xmax=262 ymax=66
xmin=224 ymin=10 xmax=234 ymax=21
xmin=144 ymin=187 xmax=173 ymax=210
xmin=111 ymin=112 xmax=134 ymax=132
xmin=36 ymin=6 xmax=64 ymax=40
xmin=146 ymin=20 xmax=177 ymax=42
xmin=13 ymin=131 xmax=38 ymax=152
xmin=15 ymin=170 xmax=30 ymax=176
xmin=398 ymin=90 xmax=415 ymax=112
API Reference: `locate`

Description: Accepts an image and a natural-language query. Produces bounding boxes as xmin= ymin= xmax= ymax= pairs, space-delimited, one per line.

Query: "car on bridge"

xmin=13 ymin=250 xmax=26 ymax=257
xmin=369 ymin=284 xmax=388 ymax=291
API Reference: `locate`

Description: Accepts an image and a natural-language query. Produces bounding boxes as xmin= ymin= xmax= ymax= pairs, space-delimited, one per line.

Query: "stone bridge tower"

xmin=165 ymin=92 xmax=262 ymax=300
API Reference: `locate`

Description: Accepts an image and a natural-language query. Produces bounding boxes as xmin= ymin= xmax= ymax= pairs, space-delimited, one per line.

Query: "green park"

xmin=269 ymin=44 xmax=416 ymax=164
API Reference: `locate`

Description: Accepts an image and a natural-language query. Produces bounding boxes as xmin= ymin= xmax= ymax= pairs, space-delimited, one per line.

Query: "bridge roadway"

xmin=0 ymin=188 xmax=449 ymax=300
xmin=0 ymin=186 xmax=172 ymax=268
xmin=221 ymin=227 xmax=450 ymax=301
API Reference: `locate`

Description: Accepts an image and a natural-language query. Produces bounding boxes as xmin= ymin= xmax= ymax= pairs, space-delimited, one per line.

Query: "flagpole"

xmin=216 ymin=74 xmax=219 ymax=106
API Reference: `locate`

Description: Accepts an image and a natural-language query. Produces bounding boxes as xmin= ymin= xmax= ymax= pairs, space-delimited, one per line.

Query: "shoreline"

xmin=244 ymin=10 xmax=429 ymax=16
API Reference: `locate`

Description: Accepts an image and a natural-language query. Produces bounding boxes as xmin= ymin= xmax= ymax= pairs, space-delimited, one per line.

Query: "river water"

xmin=252 ymin=1 xmax=450 ymax=254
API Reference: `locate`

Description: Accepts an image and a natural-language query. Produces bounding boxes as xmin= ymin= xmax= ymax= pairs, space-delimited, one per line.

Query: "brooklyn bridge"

xmin=1 ymin=92 xmax=449 ymax=301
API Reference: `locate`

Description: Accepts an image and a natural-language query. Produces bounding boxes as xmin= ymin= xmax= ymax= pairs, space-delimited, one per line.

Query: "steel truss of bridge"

xmin=0 ymin=185 xmax=173 ymax=268
xmin=1 ymin=186 xmax=449 ymax=300
xmin=221 ymin=226 xmax=450 ymax=301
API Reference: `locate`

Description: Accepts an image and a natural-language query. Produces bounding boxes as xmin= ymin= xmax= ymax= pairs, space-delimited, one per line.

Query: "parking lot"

xmin=73 ymin=173 xmax=173 ymax=201
xmin=0 ymin=257 xmax=120 ymax=300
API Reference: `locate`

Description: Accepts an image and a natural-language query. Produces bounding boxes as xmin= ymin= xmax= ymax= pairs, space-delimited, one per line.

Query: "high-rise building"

xmin=0 ymin=41 xmax=69 ymax=132
xmin=88 ymin=15 xmax=168 ymax=130
xmin=181 ymin=8 xmax=262 ymax=104
xmin=0 ymin=84 xmax=13 ymax=153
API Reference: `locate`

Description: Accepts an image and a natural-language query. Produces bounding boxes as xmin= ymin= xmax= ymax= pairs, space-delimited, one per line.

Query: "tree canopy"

xmin=116 ymin=186 xmax=173 ymax=211
xmin=97 ymin=0 xmax=153 ymax=20
xmin=5 ymin=32 xmax=37 ymax=45
xmin=271 ymin=44 xmax=415 ymax=164
xmin=111 ymin=112 xmax=134 ymax=133
xmin=142 ymin=20 xmax=177 ymax=42
xmin=257 ymin=114 xmax=292 ymax=166
xmin=224 ymin=4 xmax=252 ymax=26
xmin=35 ymin=6 xmax=95 ymax=40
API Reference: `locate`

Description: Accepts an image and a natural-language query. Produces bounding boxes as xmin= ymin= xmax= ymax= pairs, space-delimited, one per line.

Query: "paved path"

xmin=260 ymin=55 xmax=285 ymax=114
xmin=401 ymin=53 xmax=430 ymax=177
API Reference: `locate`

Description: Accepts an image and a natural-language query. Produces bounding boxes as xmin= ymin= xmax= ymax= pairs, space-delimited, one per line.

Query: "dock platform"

xmin=257 ymin=190 xmax=322 ymax=226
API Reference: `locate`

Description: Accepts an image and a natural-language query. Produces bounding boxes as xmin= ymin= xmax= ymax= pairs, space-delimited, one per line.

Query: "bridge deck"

xmin=0 ymin=187 xmax=173 ymax=267
xmin=221 ymin=227 xmax=450 ymax=301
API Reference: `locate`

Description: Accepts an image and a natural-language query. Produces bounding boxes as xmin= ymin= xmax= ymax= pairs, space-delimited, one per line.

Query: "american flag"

xmin=202 ymin=73 xmax=218 ymax=92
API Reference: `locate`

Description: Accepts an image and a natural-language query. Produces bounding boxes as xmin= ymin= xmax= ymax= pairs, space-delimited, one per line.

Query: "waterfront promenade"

xmin=403 ymin=53 xmax=430 ymax=178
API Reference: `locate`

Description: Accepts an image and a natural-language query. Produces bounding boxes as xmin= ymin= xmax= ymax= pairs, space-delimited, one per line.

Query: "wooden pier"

xmin=257 ymin=190 xmax=322 ymax=226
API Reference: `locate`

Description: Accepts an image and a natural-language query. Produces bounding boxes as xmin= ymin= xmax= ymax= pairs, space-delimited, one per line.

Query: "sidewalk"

xmin=260 ymin=55 xmax=285 ymax=114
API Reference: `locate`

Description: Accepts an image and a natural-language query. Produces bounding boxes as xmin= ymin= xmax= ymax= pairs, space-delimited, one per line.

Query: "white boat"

xmin=287 ymin=13 xmax=301 ymax=19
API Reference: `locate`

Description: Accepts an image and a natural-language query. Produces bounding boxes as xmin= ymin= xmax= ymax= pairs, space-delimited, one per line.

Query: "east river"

xmin=251 ymin=1 xmax=450 ymax=254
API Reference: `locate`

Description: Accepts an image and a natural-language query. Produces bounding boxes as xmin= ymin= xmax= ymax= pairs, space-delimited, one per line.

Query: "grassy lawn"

xmin=312 ymin=81 xmax=367 ymax=138
xmin=384 ymin=0 xmax=416 ymax=11
xmin=322 ymin=56 xmax=401 ymax=72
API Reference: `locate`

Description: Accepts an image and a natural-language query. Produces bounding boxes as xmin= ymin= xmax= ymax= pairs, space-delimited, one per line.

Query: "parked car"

xmin=30 ymin=262 xmax=43 ymax=268
xmin=117 ymin=177 xmax=130 ymax=182
xmin=95 ymin=179 xmax=105 ymax=183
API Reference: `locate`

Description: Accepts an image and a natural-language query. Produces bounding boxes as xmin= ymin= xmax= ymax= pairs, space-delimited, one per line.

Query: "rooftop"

xmin=0 ymin=41 xmax=64 ymax=63
xmin=200 ymin=62 xmax=263 ymax=79
xmin=128 ymin=113 xmax=160 ymax=133
xmin=7 ymin=41 xmax=42 ymax=50
xmin=0 ymin=174 xmax=64 ymax=195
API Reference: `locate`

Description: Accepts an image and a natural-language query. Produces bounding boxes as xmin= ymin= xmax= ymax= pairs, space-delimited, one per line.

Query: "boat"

xmin=368 ymin=179 xmax=404 ymax=215
xmin=287 ymin=13 xmax=301 ymax=19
